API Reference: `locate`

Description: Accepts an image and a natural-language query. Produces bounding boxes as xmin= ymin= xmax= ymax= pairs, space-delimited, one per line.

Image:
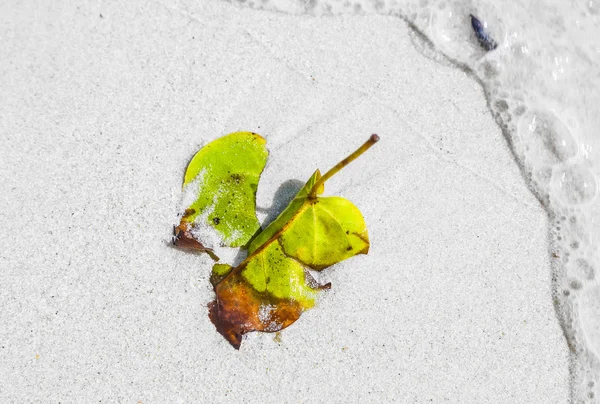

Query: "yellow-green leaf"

xmin=173 ymin=132 xmax=268 ymax=258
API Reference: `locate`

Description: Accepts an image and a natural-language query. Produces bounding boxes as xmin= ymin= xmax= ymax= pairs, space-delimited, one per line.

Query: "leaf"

xmin=173 ymin=132 xmax=268 ymax=259
xmin=209 ymin=135 xmax=379 ymax=349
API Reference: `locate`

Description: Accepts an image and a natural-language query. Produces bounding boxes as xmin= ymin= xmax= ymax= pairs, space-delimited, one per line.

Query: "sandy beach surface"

xmin=0 ymin=1 xmax=569 ymax=402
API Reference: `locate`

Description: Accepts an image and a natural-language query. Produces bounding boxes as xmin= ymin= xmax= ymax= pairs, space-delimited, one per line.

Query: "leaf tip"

xmin=251 ymin=132 xmax=267 ymax=145
xmin=172 ymin=223 xmax=220 ymax=261
xmin=208 ymin=300 xmax=243 ymax=349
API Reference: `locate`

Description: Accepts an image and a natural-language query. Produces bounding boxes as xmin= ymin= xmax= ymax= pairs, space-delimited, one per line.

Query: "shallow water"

xmin=225 ymin=0 xmax=599 ymax=401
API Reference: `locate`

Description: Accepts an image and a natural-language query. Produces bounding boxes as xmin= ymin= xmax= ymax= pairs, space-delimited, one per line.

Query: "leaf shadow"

xmin=256 ymin=178 xmax=304 ymax=227
xmin=230 ymin=248 xmax=248 ymax=267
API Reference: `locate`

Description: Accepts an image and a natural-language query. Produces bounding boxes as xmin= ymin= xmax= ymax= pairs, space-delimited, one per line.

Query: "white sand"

xmin=0 ymin=1 xmax=569 ymax=402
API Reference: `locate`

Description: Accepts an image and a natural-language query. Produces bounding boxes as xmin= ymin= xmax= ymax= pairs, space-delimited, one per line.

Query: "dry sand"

xmin=0 ymin=0 xmax=569 ymax=402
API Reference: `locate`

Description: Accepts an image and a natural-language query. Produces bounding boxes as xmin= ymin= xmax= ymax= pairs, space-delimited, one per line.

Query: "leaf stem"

xmin=308 ymin=134 xmax=380 ymax=199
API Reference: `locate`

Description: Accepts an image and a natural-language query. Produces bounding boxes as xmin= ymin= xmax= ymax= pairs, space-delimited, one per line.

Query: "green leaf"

xmin=209 ymin=135 xmax=378 ymax=349
xmin=248 ymin=170 xmax=369 ymax=268
xmin=173 ymin=132 xmax=268 ymax=258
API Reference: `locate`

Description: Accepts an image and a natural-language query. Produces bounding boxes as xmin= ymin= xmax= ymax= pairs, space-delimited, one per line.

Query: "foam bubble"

xmin=581 ymin=287 xmax=600 ymax=358
xmin=571 ymin=258 xmax=596 ymax=281
xmin=551 ymin=164 xmax=598 ymax=206
xmin=428 ymin=1 xmax=505 ymax=64
xmin=518 ymin=110 xmax=577 ymax=165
